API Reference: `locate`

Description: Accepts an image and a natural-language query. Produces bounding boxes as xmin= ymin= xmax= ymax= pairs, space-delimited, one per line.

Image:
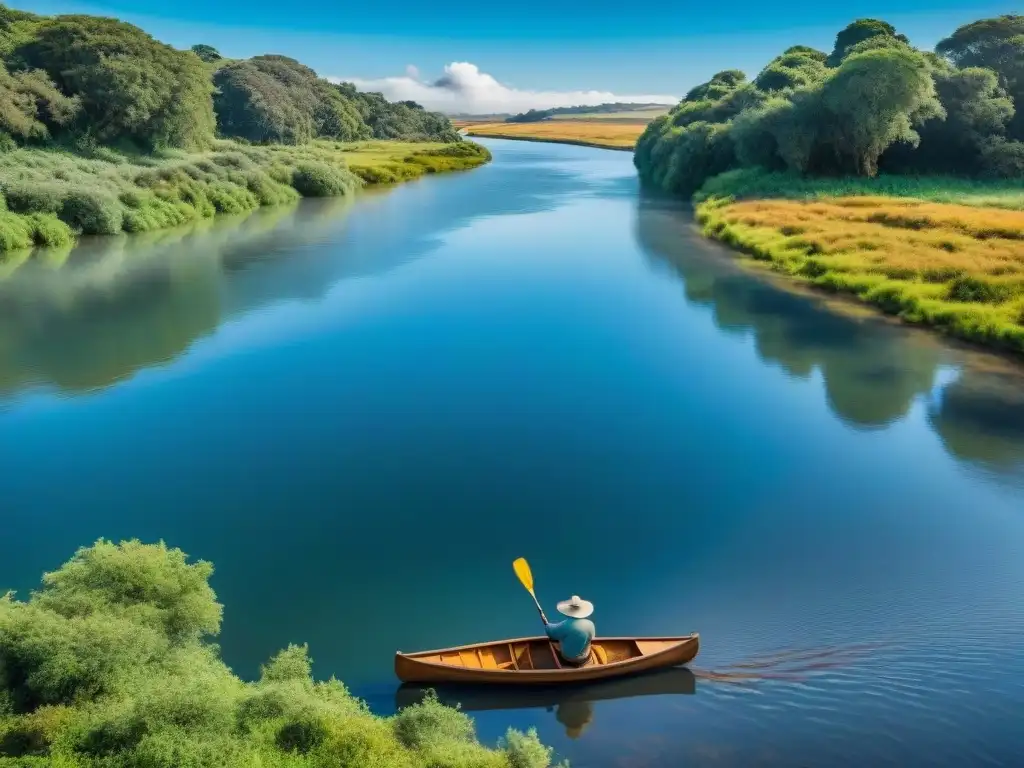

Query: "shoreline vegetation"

xmin=635 ymin=15 xmax=1024 ymax=354
xmin=0 ymin=4 xmax=490 ymax=257
xmin=455 ymin=121 xmax=648 ymax=150
xmin=0 ymin=540 xmax=564 ymax=768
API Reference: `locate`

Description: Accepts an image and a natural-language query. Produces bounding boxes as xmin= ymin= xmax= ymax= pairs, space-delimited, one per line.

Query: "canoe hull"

xmin=395 ymin=634 xmax=699 ymax=685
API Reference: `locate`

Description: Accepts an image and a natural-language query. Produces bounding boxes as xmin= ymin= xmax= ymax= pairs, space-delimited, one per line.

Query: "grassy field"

xmin=0 ymin=140 xmax=490 ymax=254
xmin=549 ymin=108 xmax=669 ymax=121
xmin=695 ymin=170 xmax=1024 ymax=353
xmin=457 ymin=121 xmax=647 ymax=150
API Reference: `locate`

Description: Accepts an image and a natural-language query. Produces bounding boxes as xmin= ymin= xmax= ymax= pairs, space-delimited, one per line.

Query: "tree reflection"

xmin=0 ymin=151 xmax=584 ymax=398
xmin=927 ymin=369 xmax=1024 ymax=475
xmin=634 ymin=194 xmax=1024 ymax=476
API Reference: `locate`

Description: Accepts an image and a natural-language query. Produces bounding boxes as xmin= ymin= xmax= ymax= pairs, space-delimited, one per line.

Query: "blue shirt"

xmin=545 ymin=617 xmax=596 ymax=661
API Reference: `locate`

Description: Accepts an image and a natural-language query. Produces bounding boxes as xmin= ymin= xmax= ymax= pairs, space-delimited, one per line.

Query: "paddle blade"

xmin=512 ymin=557 xmax=534 ymax=592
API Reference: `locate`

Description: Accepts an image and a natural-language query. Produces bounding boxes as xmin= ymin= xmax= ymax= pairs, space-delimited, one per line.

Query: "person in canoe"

xmin=545 ymin=595 xmax=596 ymax=666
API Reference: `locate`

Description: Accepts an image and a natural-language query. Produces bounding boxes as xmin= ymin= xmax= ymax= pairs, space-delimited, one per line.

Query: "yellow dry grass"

xmin=459 ymin=121 xmax=645 ymax=150
xmin=698 ymin=196 xmax=1024 ymax=353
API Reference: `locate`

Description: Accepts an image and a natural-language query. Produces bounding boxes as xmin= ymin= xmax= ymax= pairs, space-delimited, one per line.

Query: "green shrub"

xmin=291 ymin=162 xmax=358 ymax=197
xmin=176 ymin=184 xmax=216 ymax=218
xmin=243 ymin=172 xmax=300 ymax=206
xmin=260 ymin=643 xmax=313 ymax=683
xmin=27 ymin=214 xmax=75 ymax=248
xmin=353 ymin=165 xmax=399 ymax=184
xmin=0 ymin=540 xmax=553 ymax=767
xmin=59 ymin=190 xmax=123 ymax=235
xmin=0 ymin=212 xmax=35 ymax=251
xmin=1 ymin=183 xmax=65 ymax=215
xmin=947 ymin=276 xmax=1015 ymax=303
xmin=202 ymin=182 xmax=259 ymax=215
xmin=502 ymin=727 xmax=558 ymax=768
xmin=275 ymin=713 xmax=329 ymax=753
xmin=393 ymin=692 xmax=475 ymax=750
xmin=315 ymin=717 xmax=410 ymax=768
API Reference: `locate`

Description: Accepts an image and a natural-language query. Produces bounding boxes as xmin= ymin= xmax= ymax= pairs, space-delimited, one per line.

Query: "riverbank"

xmin=456 ymin=121 xmax=644 ymax=150
xmin=0 ymin=539 xmax=558 ymax=768
xmin=693 ymin=169 xmax=1024 ymax=354
xmin=0 ymin=140 xmax=490 ymax=255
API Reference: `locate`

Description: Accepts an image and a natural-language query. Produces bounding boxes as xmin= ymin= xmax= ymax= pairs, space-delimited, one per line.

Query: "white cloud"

xmin=329 ymin=62 xmax=678 ymax=115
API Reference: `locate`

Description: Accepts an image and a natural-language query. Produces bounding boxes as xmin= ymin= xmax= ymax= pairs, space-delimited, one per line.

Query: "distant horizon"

xmin=14 ymin=0 xmax=1022 ymax=114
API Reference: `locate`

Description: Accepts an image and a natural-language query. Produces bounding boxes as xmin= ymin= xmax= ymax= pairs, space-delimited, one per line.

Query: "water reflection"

xmin=0 ymin=201 xmax=345 ymax=395
xmin=394 ymin=667 xmax=696 ymax=740
xmin=927 ymin=369 xmax=1024 ymax=476
xmin=634 ymin=195 xmax=1024 ymax=479
xmin=0 ymin=145 xmax=592 ymax=398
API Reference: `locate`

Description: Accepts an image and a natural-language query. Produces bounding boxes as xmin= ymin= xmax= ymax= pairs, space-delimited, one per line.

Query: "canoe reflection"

xmin=394 ymin=666 xmax=696 ymax=739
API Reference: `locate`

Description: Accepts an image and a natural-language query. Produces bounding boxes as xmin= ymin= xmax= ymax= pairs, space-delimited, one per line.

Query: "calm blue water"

xmin=2 ymin=139 xmax=1024 ymax=767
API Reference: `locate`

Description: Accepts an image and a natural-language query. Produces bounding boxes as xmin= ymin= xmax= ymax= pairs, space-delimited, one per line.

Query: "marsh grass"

xmin=696 ymin=168 xmax=1024 ymax=211
xmin=697 ymin=194 xmax=1024 ymax=353
xmin=461 ymin=122 xmax=644 ymax=150
xmin=0 ymin=140 xmax=490 ymax=255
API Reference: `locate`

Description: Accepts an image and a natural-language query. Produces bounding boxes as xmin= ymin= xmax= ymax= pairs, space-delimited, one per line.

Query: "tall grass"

xmin=695 ymin=168 xmax=1024 ymax=211
xmin=462 ymin=122 xmax=644 ymax=150
xmin=0 ymin=140 xmax=490 ymax=255
xmin=696 ymin=194 xmax=1024 ymax=353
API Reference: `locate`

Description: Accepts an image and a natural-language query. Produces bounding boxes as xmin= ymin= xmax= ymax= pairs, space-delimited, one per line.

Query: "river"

xmin=1 ymin=139 xmax=1023 ymax=767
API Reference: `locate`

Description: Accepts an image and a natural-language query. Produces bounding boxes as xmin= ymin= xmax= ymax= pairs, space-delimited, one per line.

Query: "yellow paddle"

xmin=513 ymin=557 xmax=549 ymax=626
xmin=514 ymin=557 xmax=565 ymax=669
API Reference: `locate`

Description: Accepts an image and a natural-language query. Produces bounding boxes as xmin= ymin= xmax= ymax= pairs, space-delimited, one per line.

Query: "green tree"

xmin=213 ymin=55 xmax=368 ymax=144
xmin=15 ymin=14 xmax=215 ymax=149
xmin=754 ymin=51 xmax=829 ymax=92
xmin=0 ymin=63 xmax=80 ymax=145
xmin=32 ymin=538 xmax=222 ymax=644
xmin=883 ymin=66 xmax=1015 ymax=173
xmin=783 ymin=45 xmax=828 ymax=63
xmin=820 ymin=47 xmax=944 ymax=175
xmin=334 ymin=81 xmax=460 ymax=142
xmin=190 ymin=43 xmax=221 ymax=62
xmin=683 ymin=69 xmax=746 ymax=102
xmin=936 ymin=15 xmax=1024 ymax=138
xmin=827 ymin=18 xmax=909 ymax=66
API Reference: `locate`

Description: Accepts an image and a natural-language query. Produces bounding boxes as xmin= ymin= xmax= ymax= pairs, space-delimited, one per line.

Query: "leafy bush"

xmin=1 ymin=182 xmax=64 ymax=214
xmin=291 ymin=162 xmax=358 ymax=197
xmin=393 ymin=692 xmax=476 ymax=750
xmin=980 ymin=137 xmax=1024 ymax=177
xmin=59 ymin=190 xmax=123 ymax=235
xmin=0 ymin=210 xmax=33 ymax=250
xmin=502 ymin=728 xmax=558 ymax=768
xmin=26 ymin=213 xmax=73 ymax=247
xmin=0 ymin=541 xmax=559 ymax=767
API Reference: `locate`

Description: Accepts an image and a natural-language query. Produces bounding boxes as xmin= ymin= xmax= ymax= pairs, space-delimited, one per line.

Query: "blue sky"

xmin=19 ymin=0 xmax=1021 ymax=114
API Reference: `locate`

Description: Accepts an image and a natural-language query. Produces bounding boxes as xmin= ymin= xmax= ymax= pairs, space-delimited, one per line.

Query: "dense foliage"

xmin=0 ymin=540 xmax=561 ymax=768
xmin=636 ymin=15 xmax=1024 ymax=196
xmin=0 ymin=139 xmax=490 ymax=251
xmin=506 ymin=102 xmax=667 ymax=122
xmin=0 ymin=3 xmax=460 ymax=153
xmin=214 ymin=55 xmax=368 ymax=145
xmin=333 ymin=82 xmax=461 ymax=142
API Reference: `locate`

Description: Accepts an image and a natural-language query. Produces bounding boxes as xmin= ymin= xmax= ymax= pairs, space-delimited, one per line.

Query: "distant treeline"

xmin=0 ymin=4 xmax=460 ymax=154
xmin=636 ymin=16 xmax=1024 ymax=195
xmin=507 ymin=102 xmax=668 ymax=122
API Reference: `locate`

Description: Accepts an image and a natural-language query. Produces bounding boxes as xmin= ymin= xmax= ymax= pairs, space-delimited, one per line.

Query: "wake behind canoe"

xmin=395 ymin=634 xmax=699 ymax=684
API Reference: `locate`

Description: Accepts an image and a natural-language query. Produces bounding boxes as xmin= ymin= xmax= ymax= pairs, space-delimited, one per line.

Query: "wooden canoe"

xmin=394 ymin=634 xmax=699 ymax=685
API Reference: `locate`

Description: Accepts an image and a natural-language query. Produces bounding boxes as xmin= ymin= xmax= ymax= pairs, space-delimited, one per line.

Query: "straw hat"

xmin=556 ymin=595 xmax=594 ymax=619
